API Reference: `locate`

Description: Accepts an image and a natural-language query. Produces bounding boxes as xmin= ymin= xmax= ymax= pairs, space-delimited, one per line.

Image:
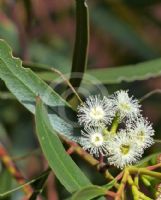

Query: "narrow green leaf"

xmin=71 ymin=185 xmax=106 ymax=200
xmin=22 ymin=58 xmax=161 ymax=85
xmin=35 ymin=98 xmax=91 ymax=193
xmin=25 ymin=57 xmax=161 ymax=85
xmin=87 ymin=58 xmax=161 ymax=83
xmin=36 ymin=57 xmax=161 ymax=84
xmin=70 ymin=0 xmax=89 ymax=88
xmin=71 ymin=179 xmax=116 ymax=200
xmin=0 ymin=39 xmax=79 ymax=140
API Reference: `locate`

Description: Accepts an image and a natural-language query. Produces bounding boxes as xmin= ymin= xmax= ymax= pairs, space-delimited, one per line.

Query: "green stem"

xmin=129 ymin=167 xmax=161 ymax=179
xmin=147 ymin=162 xmax=161 ymax=171
xmin=134 ymin=175 xmax=139 ymax=188
xmin=131 ymin=185 xmax=139 ymax=200
xmin=128 ymin=175 xmax=152 ymax=200
xmin=102 ymin=127 xmax=110 ymax=136
xmin=110 ymin=115 xmax=119 ymax=134
xmin=138 ymin=192 xmax=153 ymax=200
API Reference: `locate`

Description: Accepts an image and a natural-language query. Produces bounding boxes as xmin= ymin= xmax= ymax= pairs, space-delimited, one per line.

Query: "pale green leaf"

xmin=71 ymin=185 xmax=106 ymax=200
xmin=87 ymin=58 xmax=161 ymax=83
xmin=0 ymin=39 xmax=79 ymax=140
xmin=71 ymin=179 xmax=115 ymax=200
xmin=35 ymin=98 xmax=91 ymax=193
xmin=36 ymin=58 xmax=161 ymax=84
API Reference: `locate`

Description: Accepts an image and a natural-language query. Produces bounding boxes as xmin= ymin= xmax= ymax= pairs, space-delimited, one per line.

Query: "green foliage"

xmin=87 ymin=58 xmax=161 ymax=83
xmin=35 ymin=98 xmax=91 ymax=193
xmin=35 ymin=57 xmax=161 ymax=84
xmin=71 ymin=180 xmax=116 ymax=200
xmin=71 ymin=185 xmax=107 ymax=200
xmin=70 ymin=0 xmax=89 ymax=88
xmin=0 ymin=0 xmax=161 ymax=199
xmin=0 ymin=39 xmax=79 ymax=140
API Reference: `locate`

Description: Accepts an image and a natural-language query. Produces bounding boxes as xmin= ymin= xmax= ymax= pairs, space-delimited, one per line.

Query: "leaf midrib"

xmin=40 ymin=113 xmax=90 ymax=191
xmin=0 ymin=56 xmax=70 ymax=109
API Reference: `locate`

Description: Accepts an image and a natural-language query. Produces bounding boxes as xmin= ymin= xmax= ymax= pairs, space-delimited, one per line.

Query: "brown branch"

xmin=106 ymin=190 xmax=117 ymax=198
xmin=147 ymin=162 xmax=161 ymax=171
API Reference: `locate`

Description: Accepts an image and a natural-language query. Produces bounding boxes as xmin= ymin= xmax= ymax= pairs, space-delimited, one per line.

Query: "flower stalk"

xmin=110 ymin=114 xmax=119 ymax=134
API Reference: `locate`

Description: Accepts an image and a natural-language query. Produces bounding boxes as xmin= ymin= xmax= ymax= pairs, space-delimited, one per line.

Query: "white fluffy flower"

xmin=128 ymin=118 xmax=154 ymax=149
xmin=77 ymin=91 xmax=155 ymax=169
xmin=107 ymin=131 xmax=143 ymax=169
xmin=79 ymin=127 xmax=108 ymax=157
xmin=112 ymin=90 xmax=141 ymax=121
xmin=77 ymin=95 xmax=114 ymax=127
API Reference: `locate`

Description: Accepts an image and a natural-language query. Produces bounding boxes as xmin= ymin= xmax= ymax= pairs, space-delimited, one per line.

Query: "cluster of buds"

xmin=77 ymin=90 xmax=155 ymax=169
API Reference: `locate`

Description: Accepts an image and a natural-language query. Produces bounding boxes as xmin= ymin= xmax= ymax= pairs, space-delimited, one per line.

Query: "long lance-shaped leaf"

xmin=71 ymin=179 xmax=116 ymax=200
xmin=0 ymin=39 xmax=80 ymax=140
xmin=35 ymin=98 xmax=91 ymax=193
xmin=69 ymin=0 xmax=89 ymax=89
xmin=33 ymin=57 xmax=161 ymax=84
xmin=87 ymin=58 xmax=161 ymax=84
xmin=71 ymin=185 xmax=107 ymax=200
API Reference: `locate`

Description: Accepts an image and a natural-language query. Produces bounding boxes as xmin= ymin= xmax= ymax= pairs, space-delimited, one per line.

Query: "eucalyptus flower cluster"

xmin=77 ymin=90 xmax=155 ymax=169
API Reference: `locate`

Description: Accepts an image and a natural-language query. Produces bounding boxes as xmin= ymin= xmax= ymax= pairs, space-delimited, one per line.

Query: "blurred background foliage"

xmin=0 ymin=0 xmax=161 ymax=199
